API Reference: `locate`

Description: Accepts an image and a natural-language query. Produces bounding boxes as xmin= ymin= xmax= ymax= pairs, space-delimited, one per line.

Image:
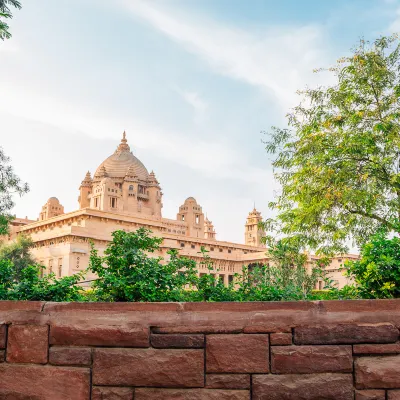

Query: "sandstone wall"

xmin=0 ymin=300 xmax=400 ymax=399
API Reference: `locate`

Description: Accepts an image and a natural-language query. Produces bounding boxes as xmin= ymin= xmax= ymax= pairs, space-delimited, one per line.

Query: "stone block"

xmin=7 ymin=324 xmax=48 ymax=364
xmin=252 ymin=373 xmax=354 ymax=400
xmin=0 ymin=325 xmax=6 ymax=348
xmin=271 ymin=345 xmax=352 ymax=373
xmin=206 ymin=374 xmax=250 ymax=389
xmin=151 ymin=334 xmax=204 ymax=348
xmin=92 ymin=387 xmax=134 ymax=400
xmin=135 ymin=388 xmax=250 ymax=399
xmin=355 ymin=355 xmax=400 ymax=389
xmin=355 ymin=390 xmax=386 ymax=400
xmin=388 ymin=391 xmax=400 ymax=400
xmin=270 ymin=332 xmax=292 ymax=345
xmin=0 ymin=350 xmax=5 ymax=362
xmin=93 ymin=348 xmax=204 ymax=387
xmin=50 ymin=324 xmax=149 ymax=347
xmin=354 ymin=343 xmax=400 ymax=354
xmin=206 ymin=334 xmax=269 ymax=373
xmin=295 ymin=323 xmax=399 ymax=344
xmin=49 ymin=346 xmax=91 ymax=366
xmin=0 ymin=364 xmax=90 ymax=399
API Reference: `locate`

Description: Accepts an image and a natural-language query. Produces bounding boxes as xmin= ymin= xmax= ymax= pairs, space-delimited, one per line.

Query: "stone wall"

xmin=0 ymin=300 xmax=400 ymax=399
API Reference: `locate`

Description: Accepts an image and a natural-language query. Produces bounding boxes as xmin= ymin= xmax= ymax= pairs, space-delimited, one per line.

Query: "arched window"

xmin=129 ymin=185 xmax=134 ymax=191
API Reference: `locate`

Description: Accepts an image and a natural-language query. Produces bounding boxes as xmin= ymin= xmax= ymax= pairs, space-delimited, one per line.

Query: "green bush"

xmin=344 ymin=229 xmax=400 ymax=298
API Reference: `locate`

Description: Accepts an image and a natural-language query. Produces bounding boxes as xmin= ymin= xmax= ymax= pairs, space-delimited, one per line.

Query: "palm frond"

xmin=0 ymin=0 xmax=22 ymax=14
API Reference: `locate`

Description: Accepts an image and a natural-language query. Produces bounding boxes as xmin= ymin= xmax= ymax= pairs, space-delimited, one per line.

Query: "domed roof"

xmin=184 ymin=197 xmax=197 ymax=204
xmin=94 ymin=132 xmax=149 ymax=181
xmin=48 ymin=197 xmax=59 ymax=203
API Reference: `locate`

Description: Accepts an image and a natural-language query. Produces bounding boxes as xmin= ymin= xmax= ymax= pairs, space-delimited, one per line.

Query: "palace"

xmin=8 ymin=133 xmax=356 ymax=288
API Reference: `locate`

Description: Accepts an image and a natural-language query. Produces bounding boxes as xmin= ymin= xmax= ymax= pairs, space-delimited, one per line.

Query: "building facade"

xmin=8 ymin=133 xmax=355 ymax=288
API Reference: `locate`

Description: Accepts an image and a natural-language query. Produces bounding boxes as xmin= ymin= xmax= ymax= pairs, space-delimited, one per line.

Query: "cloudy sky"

xmin=0 ymin=0 xmax=399 ymax=244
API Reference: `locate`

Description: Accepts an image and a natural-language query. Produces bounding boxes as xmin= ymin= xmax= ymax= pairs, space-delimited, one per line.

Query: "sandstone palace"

xmin=8 ymin=133 xmax=356 ymax=288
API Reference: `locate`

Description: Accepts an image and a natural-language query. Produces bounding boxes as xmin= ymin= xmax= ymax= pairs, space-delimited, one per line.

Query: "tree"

xmin=264 ymin=35 xmax=400 ymax=254
xmin=0 ymin=0 xmax=21 ymax=40
xmin=89 ymin=228 xmax=198 ymax=302
xmin=344 ymin=228 xmax=400 ymax=299
xmin=0 ymin=234 xmax=35 ymax=280
xmin=0 ymin=147 xmax=29 ymax=235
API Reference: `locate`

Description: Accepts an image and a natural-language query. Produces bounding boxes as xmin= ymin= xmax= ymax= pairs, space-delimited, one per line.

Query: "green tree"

xmin=344 ymin=228 xmax=400 ymax=299
xmin=264 ymin=35 xmax=400 ymax=254
xmin=0 ymin=148 xmax=29 ymax=235
xmin=0 ymin=0 xmax=21 ymax=40
xmin=0 ymin=234 xmax=35 ymax=280
xmin=89 ymin=228 xmax=198 ymax=302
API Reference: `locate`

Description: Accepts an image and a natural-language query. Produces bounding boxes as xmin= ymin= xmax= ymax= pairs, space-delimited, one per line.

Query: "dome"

xmin=48 ymin=197 xmax=59 ymax=203
xmin=94 ymin=132 xmax=149 ymax=181
xmin=184 ymin=197 xmax=197 ymax=204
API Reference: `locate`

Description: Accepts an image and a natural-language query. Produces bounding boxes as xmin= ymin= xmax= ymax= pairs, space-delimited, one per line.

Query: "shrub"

xmin=344 ymin=229 xmax=400 ymax=298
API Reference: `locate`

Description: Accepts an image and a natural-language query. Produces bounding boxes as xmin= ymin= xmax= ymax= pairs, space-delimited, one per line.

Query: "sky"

xmin=0 ymin=0 xmax=399 ymax=245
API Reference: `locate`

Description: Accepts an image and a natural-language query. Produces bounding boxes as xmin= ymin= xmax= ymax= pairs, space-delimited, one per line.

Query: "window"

xmin=180 ymin=243 xmax=185 ymax=248
xmin=219 ymin=248 xmax=223 ymax=253
xmin=191 ymin=244 xmax=195 ymax=249
xmin=94 ymin=197 xmax=98 ymax=208
xmin=129 ymin=185 xmax=134 ymax=191
xmin=182 ymin=215 xmax=185 ymax=221
xmin=228 ymin=249 xmax=232 ymax=254
xmin=110 ymin=197 xmax=117 ymax=208
xmin=48 ymin=259 xmax=53 ymax=274
xmin=337 ymin=258 xmax=343 ymax=263
xmin=228 ymin=275 xmax=234 ymax=284
xmin=195 ymin=215 xmax=199 ymax=224
xmin=318 ymin=281 xmax=323 ymax=290
xmin=210 ymin=247 xmax=214 ymax=251
xmin=58 ymin=258 xmax=62 ymax=277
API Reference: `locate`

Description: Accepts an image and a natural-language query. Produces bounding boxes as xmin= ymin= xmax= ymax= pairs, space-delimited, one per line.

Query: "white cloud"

xmin=172 ymin=86 xmax=208 ymax=123
xmin=120 ymin=0 xmax=333 ymax=110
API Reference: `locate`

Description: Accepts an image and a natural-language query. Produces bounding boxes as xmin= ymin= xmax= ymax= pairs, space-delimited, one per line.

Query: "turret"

xmin=204 ymin=217 xmax=216 ymax=240
xmin=78 ymin=171 xmax=92 ymax=209
xmin=147 ymin=171 xmax=162 ymax=217
xmin=245 ymin=207 xmax=265 ymax=247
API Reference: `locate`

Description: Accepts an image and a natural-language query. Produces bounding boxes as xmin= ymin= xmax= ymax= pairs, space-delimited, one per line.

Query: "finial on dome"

xmin=116 ymin=131 xmax=130 ymax=153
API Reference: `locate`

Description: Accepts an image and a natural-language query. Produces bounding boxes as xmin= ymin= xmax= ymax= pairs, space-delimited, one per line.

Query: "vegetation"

xmin=0 ymin=0 xmax=21 ymax=40
xmin=344 ymin=228 xmax=400 ymax=299
xmin=264 ymin=35 xmax=400 ymax=254
xmin=0 ymin=148 xmax=29 ymax=235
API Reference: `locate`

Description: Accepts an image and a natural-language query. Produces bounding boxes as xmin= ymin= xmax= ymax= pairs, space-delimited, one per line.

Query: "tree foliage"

xmin=264 ymin=35 xmax=400 ymax=254
xmin=0 ymin=0 xmax=21 ymax=40
xmin=0 ymin=148 xmax=29 ymax=235
xmin=344 ymin=229 xmax=400 ymax=298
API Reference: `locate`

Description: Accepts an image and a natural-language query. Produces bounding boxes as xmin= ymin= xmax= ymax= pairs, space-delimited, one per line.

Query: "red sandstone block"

xmin=135 ymin=388 xmax=250 ymax=399
xmin=206 ymin=334 xmax=269 ymax=373
xmin=271 ymin=345 xmax=353 ymax=374
xmin=389 ymin=391 xmax=400 ymax=400
xmin=252 ymin=373 xmax=354 ymax=400
xmin=151 ymin=334 xmax=204 ymax=348
xmin=93 ymin=348 xmax=204 ymax=387
xmin=92 ymin=387 xmax=134 ymax=400
xmin=355 ymin=390 xmax=386 ymax=400
xmin=0 ymin=364 xmax=90 ymax=399
xmin=270 ymin=332 xmax=292 ymax=345
xmin=49 ymin=346 xmax=91 ymax=366
xmin=354 ymin=343 xmax=400 ymax=354
xmin=295 ymin=323 xmax=399 ymax=344
xmin=355 ymin=355 xmax=400 ymax=389
xmin=0 ymin=325 xmax=6 ymax=348
xmin=7 ymin=324 xmax=48 ymax=364
xmin=50 ymin=324 xmax=149 ymax=347
xmin=0 ymin=350 xmax=4 ymax=362
xmin=206 ymin=374 xmax=250 ymax=389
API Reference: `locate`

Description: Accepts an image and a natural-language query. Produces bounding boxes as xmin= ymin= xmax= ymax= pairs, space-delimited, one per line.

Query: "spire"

xmin=116 ymin=131 xmax=130 ymax=153
xmin=80 ymin=171 xmax=92 ymax=187
xmin=97 ymin=165 xmax=108 ymax=178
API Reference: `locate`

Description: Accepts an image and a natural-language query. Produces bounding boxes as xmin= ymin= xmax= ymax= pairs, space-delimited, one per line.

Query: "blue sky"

xmin=0 ymin=0 xmax=399 ymax=244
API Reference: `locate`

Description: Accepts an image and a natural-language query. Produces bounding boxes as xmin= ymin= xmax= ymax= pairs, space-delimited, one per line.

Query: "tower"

xmin=78 ymin=171 xmax=92 ymax=209
xmin=39 ymin=197 xmax=64 ymax=221
xmin=245 ymin=208 xmax=265 ymax=247
xmin=177 ymin=197 xmax=205 ymax=238
xmin=204 ymin=217 xmax=216 ymax=240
